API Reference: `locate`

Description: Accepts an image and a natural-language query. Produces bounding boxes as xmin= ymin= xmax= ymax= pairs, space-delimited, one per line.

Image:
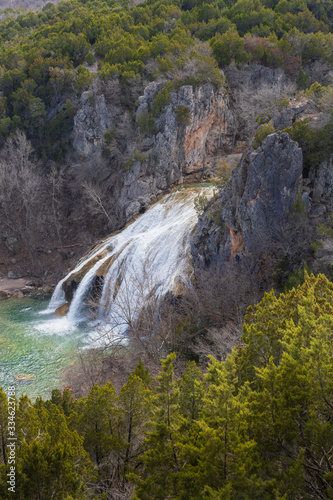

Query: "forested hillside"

xmin=0 ymin=0 xmax=62 ymax=11
xmin=1 ymin=0 xmax=333 ymax=157
xmin=0 ymin=274 xmax=332 ymax=499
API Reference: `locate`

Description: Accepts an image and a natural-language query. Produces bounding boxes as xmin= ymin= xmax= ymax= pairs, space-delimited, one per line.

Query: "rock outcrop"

xmin=72 ymin=81 xmax=235 ymax=220
xmin=271 ymin=99 xmax=307 ymax=130
xmin=55 ymin=302 xmax=69 ymax=316
xmin=72 ymin=91 xmax=114 ymax=156
xmin=308 ymin=156 xmax=333 ymax=204
xmin=191 ymin=133 xmax=303 ymax=267
xmin=225 ymin=64 xmax=287 ymax=92
xmin=121 ymin=82 xmax=235 ymax=218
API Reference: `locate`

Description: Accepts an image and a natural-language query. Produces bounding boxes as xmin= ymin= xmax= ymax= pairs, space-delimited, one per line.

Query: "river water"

xmin=0 ymin=298 xmax=90 ymax=400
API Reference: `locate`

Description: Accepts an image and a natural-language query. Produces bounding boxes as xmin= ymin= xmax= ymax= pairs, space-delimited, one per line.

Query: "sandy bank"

xmin=0 ymin=278 xmax=26 ymax=292
xmin=0 ymin=278 xmax=54 ymax=299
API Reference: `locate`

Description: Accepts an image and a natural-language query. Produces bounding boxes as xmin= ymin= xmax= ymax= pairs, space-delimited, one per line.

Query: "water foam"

xmin=46 ymin=189 xmax=209 ymax=328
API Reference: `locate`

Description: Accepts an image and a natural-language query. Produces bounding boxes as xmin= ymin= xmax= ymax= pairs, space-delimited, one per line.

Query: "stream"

xmin=0 ymin=298 xmax=91 ymax=400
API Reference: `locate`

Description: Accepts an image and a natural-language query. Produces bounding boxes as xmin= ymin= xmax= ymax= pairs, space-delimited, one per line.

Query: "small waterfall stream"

xmin=46 ymin=189 xmax=207 ymax=328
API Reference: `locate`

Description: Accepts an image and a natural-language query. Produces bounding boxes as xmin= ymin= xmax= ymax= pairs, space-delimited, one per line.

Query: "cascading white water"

xmin=43 ymin=236 xmax=114 ymax=315
xmin=46 ymin=188 xmax=209 ymax=329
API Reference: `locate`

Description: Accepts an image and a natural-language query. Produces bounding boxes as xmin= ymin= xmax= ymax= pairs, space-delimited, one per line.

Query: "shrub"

xmin=133 ymin=149 xmax=148 ymax=163
xmin=103 ymin=127 xmax=116 ymax=145
xmin=85 ymin=51 xmax=95 ymax=66
xmin=296 ymin=69 xmax=310 ymax=90
xmin=137 ymin=111 xmax=156 ymax=135
xmin=151 ymin=82 xmax=173 ymax=118
xmin=194 ymin=193 xmax=209 ymax=216
xmin=255 ymin=113 xmax=271 ymax=126
xmin=277 ymin=94 xmax=290 ymax=111
xmin=88 ymin=91 xmax=95 ymax=106
xmin=282 ymin=118 xmax=333 ymax=172
xmin=175 ymin=105 xmax=191 ymax=126
xmin=126 ymin=149 xmax=148 ymax=168
xmin=252 ymin=122 xmax=275 ymax=149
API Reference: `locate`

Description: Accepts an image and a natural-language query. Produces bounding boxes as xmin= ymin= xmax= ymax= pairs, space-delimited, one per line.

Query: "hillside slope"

xmin=0 ymin=0 xmax=333 ymax=289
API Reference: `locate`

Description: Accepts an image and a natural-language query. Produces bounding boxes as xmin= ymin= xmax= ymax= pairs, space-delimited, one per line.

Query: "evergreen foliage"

xmin=252 ymin=121 xmax=275 ymax=148
xmin=1 ymin=0 xmax=333 ymax=157
xmin=283 ymin=115 xmax=333 ymax=172
xmin=0 ymin=275 xmax=332 ymax=498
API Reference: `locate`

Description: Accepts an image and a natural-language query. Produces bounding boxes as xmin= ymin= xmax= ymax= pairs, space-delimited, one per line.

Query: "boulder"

xmin=25 ymin=279 xmax=36 ymax=286
xmin=55 ymin=302 xmax=69 ymax=316
xmin=7 ymin=271 xmax=18 ymax=279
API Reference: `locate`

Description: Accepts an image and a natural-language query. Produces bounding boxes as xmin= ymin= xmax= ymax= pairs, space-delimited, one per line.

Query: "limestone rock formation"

xmin=272 ymin=99 xmax=307 ymax=130
xmin=72 ymin=91 xmax=113 ymax=156
xmin=72 ymin=81 xmax=235 ymax=220
xmin=309 ymin=156 xmax=333 ymax=203
xmin=121 ymin=82 xmax=235 ymax=218
xmin=55 ymin=302 xmax=69 ymax=316
xmin=191 ymin=133 xmax=303 ymax=267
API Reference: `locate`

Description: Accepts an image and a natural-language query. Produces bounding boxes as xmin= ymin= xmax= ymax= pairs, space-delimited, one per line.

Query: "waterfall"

xmin=46 ymin=189 xmax=208 ymax=328
xmin=42 ymin=237 xmax=114 ymax=315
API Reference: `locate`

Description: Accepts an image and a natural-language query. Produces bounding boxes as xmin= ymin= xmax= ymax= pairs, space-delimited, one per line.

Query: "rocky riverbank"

xmin=0 ymin=278 xmax=54 ymax=300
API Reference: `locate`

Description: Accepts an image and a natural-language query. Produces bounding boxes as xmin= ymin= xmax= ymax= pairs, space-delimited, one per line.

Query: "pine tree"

xmin=239 ymin=273 xmax=333 ymax=498
xmin=130 ymin=353 xmax=181 ymax=499
xmin=117 ymin=373 xmax=153 ymax=479
xmin=77 ymin=382 xmax=119 ymax=470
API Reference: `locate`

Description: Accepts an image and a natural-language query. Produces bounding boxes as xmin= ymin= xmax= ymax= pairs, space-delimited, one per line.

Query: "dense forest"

xmin=0 ymin=0 xmax=333 ymax=158
xmin=0 ymin=273 xmax=332 ymax=498
xmin=0 ymin=0 xmax=63 ymax=11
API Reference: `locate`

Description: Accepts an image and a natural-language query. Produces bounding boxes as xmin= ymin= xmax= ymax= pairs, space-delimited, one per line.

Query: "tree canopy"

xmin=0 ymin=273 xmax=332 ymax=498
xmin=1 ymin=0 xmax=333 ymax=157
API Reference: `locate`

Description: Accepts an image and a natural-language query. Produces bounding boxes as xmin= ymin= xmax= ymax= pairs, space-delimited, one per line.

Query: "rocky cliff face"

xmin=191 ymin=133 xmax=303 ymax=267
xmin=0 ymin=79 xmax=237 ymax=283
xmin=72 ymin=91 xmax=121 ymax=157
xmin=72 ymin=81 xmax=235 ymax=219
xmin=122 ymin=82 xmax=235 ymax=218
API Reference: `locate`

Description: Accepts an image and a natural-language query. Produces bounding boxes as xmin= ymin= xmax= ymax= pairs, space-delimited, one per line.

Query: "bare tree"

xmin=63 ymin=347 xmax=116 ymax=398
xmin=236 ymin=81 xmax=297 ymax=138
xmin=0 ymin=131 xmax=48 ymax=262
xmin=48 ymin=166 xmax=64 ymax=250
xmin=194 ymin=323 xmax=243 ymax=363
xmin=63 ymin=254 xmax=266 ymax=395
xmin=82 ymin=181 xmax=112 ymax=223
xmin=195 ymin=260 xmax=263 ymax=328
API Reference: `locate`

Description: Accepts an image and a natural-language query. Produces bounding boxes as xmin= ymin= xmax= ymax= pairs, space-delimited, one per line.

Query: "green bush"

xmin=85 ymin=51 xmax=95 ymax=66
xmin=305 ymin=81 xmax=326 ymax=98
xmin=277 ymin=94 xmax=290 ymax=111
xmin=255 ymin=113 xmax=271 ymax=126
xmin=252 ymin=122 xmax=275 ymax=149
xmin=133 ymin=149 xmax=148 ymax=163
xmin=104 ymin=127 xmax=116 ymax=146
xmin=283 ymin=117 xmax=333 ymax=172
xmin=194 ymin=193 xmax=210 ymax=216
xmin=87 ymin=91 xmax=95 ymax=106
xmin=126 ymin=149 xmax=149 ymax=168
xmin=137 ymin=111 xmax=156 ymax=135
xmin=175 ymin=105 xmax=191 ymax=126
xmin=151 ymin=82 xmax=173 ymax=118
xmin=296 ymin=69 xmax=310 ymax=90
